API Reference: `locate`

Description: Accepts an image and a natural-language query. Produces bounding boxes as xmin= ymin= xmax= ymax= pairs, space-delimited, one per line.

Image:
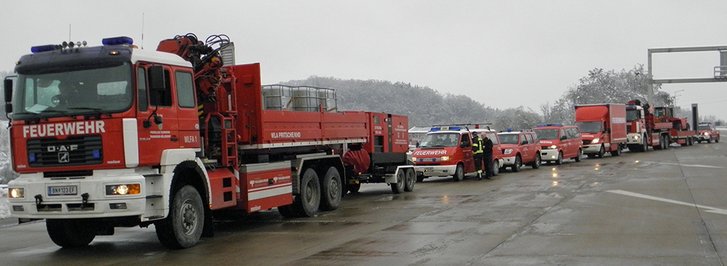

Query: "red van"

xmin=497 ymin=131 xmax=541 ymax=172
xmin=533 ymin=124 xmax=583 ymax=165
xmin=470 ymin=128 xmax=505 ymax=176
xmin=411 ymin=126 xmax=476 ymax=182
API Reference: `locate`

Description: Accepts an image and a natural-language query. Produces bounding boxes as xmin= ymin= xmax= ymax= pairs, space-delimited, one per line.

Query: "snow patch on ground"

xmin=0 ymin=185 xmax=9 ymax=220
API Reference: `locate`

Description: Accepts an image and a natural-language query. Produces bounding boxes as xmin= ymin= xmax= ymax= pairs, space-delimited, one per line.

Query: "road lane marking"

xmin=644 ymin=161 xmax=724 ymax=169
xmin=607 ymin=189 xmax=727 ymax=216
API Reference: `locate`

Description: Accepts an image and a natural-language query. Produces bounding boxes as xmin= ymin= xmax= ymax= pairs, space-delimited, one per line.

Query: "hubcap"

xmin=305 ymin=180 xmax=316 ymax=204
xmin=180 ymin=200 xmax=198 ymax=236
xmin=329 ymin=178 xmax=340 ymax=199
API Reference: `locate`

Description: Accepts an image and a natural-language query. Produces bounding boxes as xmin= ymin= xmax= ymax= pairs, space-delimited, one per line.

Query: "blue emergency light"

xmin=31 ymin=44 xmax=61 ymax=53
xmin=91 ymin=149 xmax=101 ymax=160
xmin=28 ymin=153 xmax=36 ymax=163
xmin=102 ymin=36 xmax=134 ymax=46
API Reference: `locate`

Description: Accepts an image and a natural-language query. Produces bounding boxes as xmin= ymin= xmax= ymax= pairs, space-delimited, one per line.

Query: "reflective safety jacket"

xmin=472 ymin=137 xmax=484 ymax=154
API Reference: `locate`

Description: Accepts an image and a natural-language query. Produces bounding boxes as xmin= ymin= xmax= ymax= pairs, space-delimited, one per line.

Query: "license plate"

xmin=48 ymin=185 xmax=78 ymax=196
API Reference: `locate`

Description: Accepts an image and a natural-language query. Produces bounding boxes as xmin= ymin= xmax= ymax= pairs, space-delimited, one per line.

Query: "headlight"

xmin=440 ymin=156 xmax=450 ymax=162
xmin=591 ymin=138 xmax=600 ymax=144
xmin=411 ymin=156 xmax=418 ymax=162
xmin=704 ymin=132 xmax=710 ymax=136
xmin=106 ymin=184 xmax=141 ymax=196
xmin=549 ymin=145 xmax=557 ymax=149
xmin=504 ymin=149 xmax=513 ymax=155
xmin=9 ymin=188 xmax=24 ymax=199
xmin=633 ymin=135 xmax=640 ymax=140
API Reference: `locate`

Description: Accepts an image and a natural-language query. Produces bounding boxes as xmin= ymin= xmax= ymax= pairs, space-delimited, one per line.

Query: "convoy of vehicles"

xmin=4 ymin=35 xmax=414 ymax=249
xmin=1 ymin=34 xmax=723 ymax=251
xmin=575 ymin=104 xmax=627 ymax=158
xmin=697 ymin=122 xmax=720 ymax=143
xmin=497 ymin=131 xmax=541 ymax=172
xmin=533 ymin=124 xmax=582 ymax=165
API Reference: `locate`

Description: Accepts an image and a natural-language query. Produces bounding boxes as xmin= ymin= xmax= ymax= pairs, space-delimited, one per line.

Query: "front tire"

xmin=155 ymin=185 xmax=205 ymax=249
xmin=453 ymin=164 xmax=464 ymax=181
xmin=532 ymin=154 xmax=541 ymax=169
xmin=512 ymin=155 xmax=522 ymax=172
xmin=597 ymin=145 xmax=605 ymax=158
xmin=555 ymin=151 xmax=563 ymax=165
xmin=574 ymin=149 xmax=582 ymax=162
xmin=46 ymin=219 xmax=96 ymax=248
xmin=320 ymin=167 xmax=342 ymax=211
xmin=492 ymin=160 xmax=500 ymax=176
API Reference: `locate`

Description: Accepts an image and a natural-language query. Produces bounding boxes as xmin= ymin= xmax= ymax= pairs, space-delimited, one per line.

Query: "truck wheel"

xmin=492 ymin=160 xmax=500 ymax=176
xmin=575 ymin=149 xmax=582 ymax=162
xmin=512 ymin=156 xmax=522 ymax=172
xmin=716 ymin=138 xmax=720 ymax=143
xmin=556 ymin=152 xmax=563 ymax=165
xmin=320 ymin=167 xmax=342 ymax=211
xmin=46 ymin=219 xmax=96 ymax=248
xmin=416 ymin=174 xmax=425 ymax=183
xmin=292 ymin=168 xmax=321 ymax=217
xmin=597 ymin=146 xmax=605 ymax=158
xmin=392 ymin=169 xmax=406 ymax=193
xmin=404 ymin=168 xmax=415 ymax=192
xmin=452 ymin=164 xmax=464 ymax=181
xmin=611 ymin=146 xmax=621 ymax=156
xmin=155 ymin=185 xmax=204 ymax=249
xmin=532 ymin=154 xmax=541 ymax=169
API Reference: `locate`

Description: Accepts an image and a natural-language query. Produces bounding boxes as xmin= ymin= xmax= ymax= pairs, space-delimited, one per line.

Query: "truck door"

xmin=135 ymin=64 xmax=180 ymax=165
xmin=460 ymin=133 xmax=474 ymax=173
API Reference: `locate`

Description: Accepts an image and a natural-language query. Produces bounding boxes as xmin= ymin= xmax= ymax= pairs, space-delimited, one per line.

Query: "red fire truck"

xmin=4 ymin=35 xmax=414 ymax=249
xmin=575 ymin=104 xmax=627 ymax=158
xmin=697 ymin=122 xmax=720 ymax=143
xmin=625 ymin=100 xmax=697 ymax=150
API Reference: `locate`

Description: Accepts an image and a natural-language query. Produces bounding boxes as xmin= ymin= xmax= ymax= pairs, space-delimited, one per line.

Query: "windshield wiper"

xmin=39 ymin=109 xmax=69 ymax=115
xmin=68 ymin=107 xmax=103 ymax=112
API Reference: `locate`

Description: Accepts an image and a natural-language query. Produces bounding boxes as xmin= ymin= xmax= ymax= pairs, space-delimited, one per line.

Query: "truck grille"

xmin=27 ymin=135 xmax=103 ymax=167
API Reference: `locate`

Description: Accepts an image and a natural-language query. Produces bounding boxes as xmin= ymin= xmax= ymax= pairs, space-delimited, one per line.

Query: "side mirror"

xmin=560 ymin=135 xmax=567 ymax=141
xmin=3 ymin=78 xmax=13 ymax=114
xmin=521 ymin=140 xmax=527 ymax=145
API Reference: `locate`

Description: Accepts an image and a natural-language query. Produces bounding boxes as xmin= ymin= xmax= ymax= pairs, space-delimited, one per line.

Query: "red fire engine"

xmin=4 ymin=34 xmax=414 ymax=249
xmin=625 ymin=100 xmax=697 ymax=151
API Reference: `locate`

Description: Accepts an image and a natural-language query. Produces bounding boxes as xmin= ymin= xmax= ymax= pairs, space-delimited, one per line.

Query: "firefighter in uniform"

xmin=483 ymin=133 xmax=494 ymax=179
xmin=472 ymin=132 xmax=485 ymax=180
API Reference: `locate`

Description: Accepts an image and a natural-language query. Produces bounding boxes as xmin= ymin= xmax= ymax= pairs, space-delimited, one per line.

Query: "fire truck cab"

xmin=497 ymin=131 xmax=541 ymax=172
xmin=533 ymin=124 xmax=582 ymax=165
xmin=412 ymin=126 xmax=476 ymax=182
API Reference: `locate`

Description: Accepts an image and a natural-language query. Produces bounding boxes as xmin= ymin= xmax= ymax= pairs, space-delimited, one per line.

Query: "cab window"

xmin=461 ymin=134 xmax=471 ymax=147
xmin=175 ymin=71 xmax=195 ymax=108
xmin=560 ymin=129 xmax=567 ymax=140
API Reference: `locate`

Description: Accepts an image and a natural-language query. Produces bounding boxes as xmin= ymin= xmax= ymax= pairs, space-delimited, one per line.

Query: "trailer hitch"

xmin=81 ymin=193 xmax=90 ymax=208
xmin=34 ymin=194 xmax=43 ymax=206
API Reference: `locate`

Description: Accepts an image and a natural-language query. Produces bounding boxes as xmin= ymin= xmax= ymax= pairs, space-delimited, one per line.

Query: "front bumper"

xmin=414 ymin=165 xmax=457 ymax=177
xmin=582 ymin=144 xmax=606 ymax=154
xmin=540 ymin=149 xmax=560 ymax=161
xmin=626 ymin=133 xmax=643 ymax=145
xmin=8 ymin=169 xmax=149 ymax=219
xmin=502 ymin=156 xmax=517 ymax=165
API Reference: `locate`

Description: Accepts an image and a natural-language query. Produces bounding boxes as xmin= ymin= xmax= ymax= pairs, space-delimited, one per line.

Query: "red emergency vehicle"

xmin=575 ymin=104 xmax=627 ymax=158
xmin=470 ymin=128 xmax=505 ymax=176
xmin=4 ymin=35 xmax=414 ymax=249
xmin=497 ymin=131 xmax=541 ymax=172
xmin=533 ymin=124 xmax=582 ymax=165
xmin=697 ymin=122 xmax=720 ymax=143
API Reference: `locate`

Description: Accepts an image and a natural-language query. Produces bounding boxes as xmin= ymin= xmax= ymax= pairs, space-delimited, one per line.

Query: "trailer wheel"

xmin=320 ymin=167 xmax=342 ymax=211
xmin=555 ymin=152 xmax=563 ymax=165
xmin=452 ymin=163 xmax=464 ymax=181
xmin=512 ymin=155 xmax=522 ymax=172
xmin=46 ymin=219 xmax=96 ymax=248
xmin=532 ymin=154 xmax=541 ymax=169
xmin=575 ymin=149 xmax=582 ymax=162
xmin=155 ymin=185 xmax=204 ymax=249
xmin=492 ymin=160 xmax=500 ymax=176
xmin=392 ymin=170 xmax=406 ymax=193
xmin=292 ymin=168 xmax=321 ymax=217
xmin=404 ymin=168 xmax=415 ymax=192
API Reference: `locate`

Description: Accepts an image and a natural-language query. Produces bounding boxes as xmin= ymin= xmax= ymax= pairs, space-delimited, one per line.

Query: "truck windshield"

xmin=12 ymin=63 xmax=132 ymax=119
xmin=626 ymin=109 xmax=641 ymax=122
xmin=576 ymin=121 xmax=603 ymax=133
xmin=498 ymin=134 xmax=519 ymax=144
xmin=420 ymin=133 xmax=460 ymax=148
xmin=533 ymin=129 xmax=558 ymax=140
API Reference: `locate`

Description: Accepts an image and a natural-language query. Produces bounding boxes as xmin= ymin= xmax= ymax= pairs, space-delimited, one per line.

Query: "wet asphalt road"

xmin=1 ymin=140 xmax=726 ymax=265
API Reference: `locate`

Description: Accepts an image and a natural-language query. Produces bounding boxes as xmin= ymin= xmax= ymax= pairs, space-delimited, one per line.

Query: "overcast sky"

xmin=2 ymin=0 xmax=727 ymax=120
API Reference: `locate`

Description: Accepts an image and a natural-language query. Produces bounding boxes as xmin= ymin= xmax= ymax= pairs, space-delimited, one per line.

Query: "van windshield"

xmin=533 ymin=129 xmax=558 ymax=140
xmin=576 ymin=122 xmax=603 ymax=133
xmin=420 ymin=133 xmax=460 ymax=148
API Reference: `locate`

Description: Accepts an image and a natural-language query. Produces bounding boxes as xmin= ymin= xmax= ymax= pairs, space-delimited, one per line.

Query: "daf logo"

xmin=47 ymin=145 xmax=78 ymax=152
